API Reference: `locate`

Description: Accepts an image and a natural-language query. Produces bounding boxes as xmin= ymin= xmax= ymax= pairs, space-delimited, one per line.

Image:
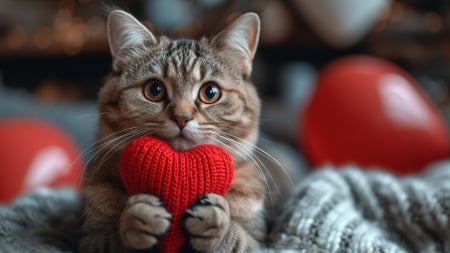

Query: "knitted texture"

xmin=119 ymin=136 xmax=234 ymax=253
xmin=268 ymin=162 xmax=450 ymax=253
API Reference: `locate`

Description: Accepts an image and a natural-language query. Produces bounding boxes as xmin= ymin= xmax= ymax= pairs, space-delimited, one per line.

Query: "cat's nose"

xmin=172 ymin=115 xmax=193 ymax=129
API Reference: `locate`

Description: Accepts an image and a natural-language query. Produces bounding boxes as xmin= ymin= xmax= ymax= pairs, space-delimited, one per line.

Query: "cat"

xmin=79 ymin=10 xmax=267 ymax=253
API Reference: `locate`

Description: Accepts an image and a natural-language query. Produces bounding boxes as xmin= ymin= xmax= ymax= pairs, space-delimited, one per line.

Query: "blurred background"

xmin=0 ymin=0 xmax=449 ymax=137
xmin=0 ymin=0 xmax=449 ymax=201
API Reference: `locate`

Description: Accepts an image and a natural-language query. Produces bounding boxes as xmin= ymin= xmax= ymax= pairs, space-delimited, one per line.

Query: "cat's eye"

xmin=198 ymin=82 xmax=221 ymax=104
xmin=143 ymin=79 xmax=166 ymax=102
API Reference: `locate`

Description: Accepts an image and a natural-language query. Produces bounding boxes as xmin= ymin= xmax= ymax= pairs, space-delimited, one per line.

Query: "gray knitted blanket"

xmin=268 ymin=161 xmax=450 ymax=253
xmin=1 ymin=161 xmax=450 ymax=253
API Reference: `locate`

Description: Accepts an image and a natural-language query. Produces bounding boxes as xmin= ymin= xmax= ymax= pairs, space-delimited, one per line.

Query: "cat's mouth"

xmin=167 ymin=135 xmax=198 ymax=151
xmin=156 ymin=122 xmax=202 ymax=151
xmin=146 ymin=134 xmax=196 ymax=151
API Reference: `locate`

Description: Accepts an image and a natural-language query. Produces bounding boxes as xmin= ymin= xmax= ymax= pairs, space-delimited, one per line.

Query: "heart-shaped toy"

xmin=119 ymin=136 xmax=234 ymax=253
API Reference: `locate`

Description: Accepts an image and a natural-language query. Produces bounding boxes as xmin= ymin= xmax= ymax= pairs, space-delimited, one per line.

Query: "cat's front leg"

xmin=120 ymin=194 xmax=171 ymax=250
xmin=184 ymin=193 xmax=259 ymax=253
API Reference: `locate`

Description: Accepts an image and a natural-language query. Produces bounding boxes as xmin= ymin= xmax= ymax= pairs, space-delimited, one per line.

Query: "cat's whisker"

xmin=217 ymin=137 xmax=276 ymax=207
xmin=240 ymin=142 xmax=292 ymax=193
xmin=216 ymin=132 xmax=292 ymax=203
xmin=83 ymin=127 xmax=140 ymax=160
xmin=80 ymin=128 xmax=147 ymax=181
xmin=255 ymin=136 xmax=295 ymax=186
xmin=82 ymin=135 xmax=131 ymax=180
xmin=80 ymin=127 xmax=140 ymax=168
xmin=221 ymin=131 xmax=291 ymax=184
xmin=213 ymin=134 xmax=274 ymax=204
xmin=72 ymin=127 xmax=142 ymax=186
xmin=69 ymin=112 xmax=109 ymax=118
xmin=93 ymin=130 xmax=147 ymax=176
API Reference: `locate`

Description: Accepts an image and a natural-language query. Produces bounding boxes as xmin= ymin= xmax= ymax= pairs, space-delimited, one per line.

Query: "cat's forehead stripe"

xmin=189 ymin=57 xmax=202 ymax=82
xmin=158 ymin=39 xmax=220 ymax=82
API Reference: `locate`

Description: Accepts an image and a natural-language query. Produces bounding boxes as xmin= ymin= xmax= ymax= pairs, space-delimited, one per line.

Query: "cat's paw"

xmin=184 ymin=193 xmax=231 ymax=252
xmin=119 ymin=194 xmax=171 ymax=250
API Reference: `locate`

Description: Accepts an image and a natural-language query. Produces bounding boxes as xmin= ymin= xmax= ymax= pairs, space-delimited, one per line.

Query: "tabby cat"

xmin=80 ymin=10 xmax=266 ymax=253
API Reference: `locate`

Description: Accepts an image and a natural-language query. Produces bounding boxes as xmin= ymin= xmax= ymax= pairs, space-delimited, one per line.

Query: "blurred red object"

xmin=0 ymin=118 xmax=81 ymax=202
xmin=300 ymin=55 xmax=450 ymax=174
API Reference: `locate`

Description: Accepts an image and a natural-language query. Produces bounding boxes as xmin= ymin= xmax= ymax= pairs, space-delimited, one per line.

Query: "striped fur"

xmin=80 ymin=10 xmax=265 ymax=253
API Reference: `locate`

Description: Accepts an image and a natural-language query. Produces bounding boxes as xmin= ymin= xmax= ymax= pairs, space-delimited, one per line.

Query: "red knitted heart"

xmin=119 ymin=136 xmax=234 ymax=253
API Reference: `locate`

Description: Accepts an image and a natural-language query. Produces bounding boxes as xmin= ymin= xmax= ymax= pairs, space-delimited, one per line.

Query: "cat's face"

xmin=98 ymin=11 xmax=260 ymax=163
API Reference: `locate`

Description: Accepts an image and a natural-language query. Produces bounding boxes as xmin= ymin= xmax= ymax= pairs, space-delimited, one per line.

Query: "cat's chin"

xmin=167 ymin=137 xmax=199 ymax=151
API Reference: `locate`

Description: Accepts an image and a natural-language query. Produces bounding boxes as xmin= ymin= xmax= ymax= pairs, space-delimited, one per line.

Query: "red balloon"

xmin=0 ymin=118 xmax=82 ymax=202
xmin=300 ymin=55 xmax=450 ymax=174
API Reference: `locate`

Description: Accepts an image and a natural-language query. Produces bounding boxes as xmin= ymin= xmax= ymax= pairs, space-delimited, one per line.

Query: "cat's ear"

xmin=212 ymin=13 xmax=260 ymax=77
xmin=107 ymin=10 xmax=156 ymax=60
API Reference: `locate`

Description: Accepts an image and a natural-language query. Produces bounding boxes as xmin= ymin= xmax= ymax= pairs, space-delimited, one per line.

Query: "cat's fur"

xmin=80 ymin=10 xmax=265 ymax=253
